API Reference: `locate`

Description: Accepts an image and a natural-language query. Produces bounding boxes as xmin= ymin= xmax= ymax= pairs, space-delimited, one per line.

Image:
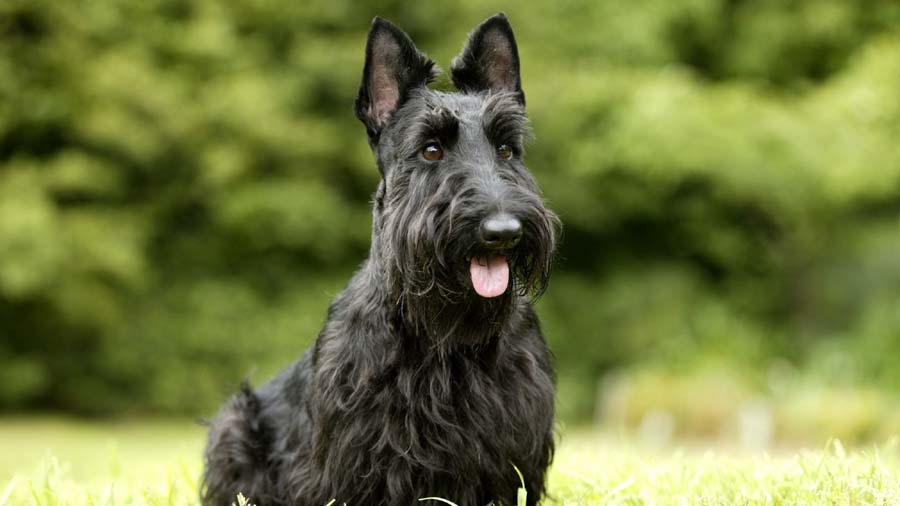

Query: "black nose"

xmin=480 ymin=213 xmax=523 ymax=249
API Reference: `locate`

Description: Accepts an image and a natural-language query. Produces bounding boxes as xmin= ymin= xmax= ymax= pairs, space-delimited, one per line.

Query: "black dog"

xmin=202 ymin=13 xmax=560 ymax=506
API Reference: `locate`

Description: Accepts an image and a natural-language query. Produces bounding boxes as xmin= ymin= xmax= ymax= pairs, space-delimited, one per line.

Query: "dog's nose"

xmin=480 ymin=213 xmax=523 ymax=249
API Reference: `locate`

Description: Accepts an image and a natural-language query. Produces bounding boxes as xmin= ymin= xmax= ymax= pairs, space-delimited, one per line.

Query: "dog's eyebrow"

xmin=482 ymin=93 xmax=531 ymax=148
xmin=403 ymin=106 xmax=459 ymax=154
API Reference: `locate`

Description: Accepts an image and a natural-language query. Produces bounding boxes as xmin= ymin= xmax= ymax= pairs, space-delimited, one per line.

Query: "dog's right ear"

xmin=450 ymin=13 xmax=524 ymax=105
xmin=355 ymin=17 xmax=438 ymax=140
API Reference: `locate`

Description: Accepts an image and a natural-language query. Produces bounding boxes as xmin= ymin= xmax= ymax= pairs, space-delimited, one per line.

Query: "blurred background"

xmin=1 ymin=0 xmax=899 ymax=457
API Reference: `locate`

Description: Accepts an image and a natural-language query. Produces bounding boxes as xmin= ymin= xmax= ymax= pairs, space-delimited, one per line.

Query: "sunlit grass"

xmin=0 ymin=416 xmax=205 ymax=483
xmin=2 ymin=418 xmax=900 ymax=505
xmin=551 ymin=433 xmax=900 ymax=505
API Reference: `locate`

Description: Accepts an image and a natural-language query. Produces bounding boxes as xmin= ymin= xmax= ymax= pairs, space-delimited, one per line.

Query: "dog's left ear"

xmin=355 ymin=17 xmax=438 ymax=139
xmin=451 ymin=13 xmax=524 ymax=105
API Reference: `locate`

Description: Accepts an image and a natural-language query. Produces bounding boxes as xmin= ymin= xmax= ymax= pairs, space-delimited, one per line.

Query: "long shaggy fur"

xmin=203 ymin=13 xmax=559 ymax=506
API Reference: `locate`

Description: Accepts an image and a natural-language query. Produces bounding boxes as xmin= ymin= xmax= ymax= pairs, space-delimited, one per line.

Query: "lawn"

xmin=2 ymin=417 xmax=899 ymax=505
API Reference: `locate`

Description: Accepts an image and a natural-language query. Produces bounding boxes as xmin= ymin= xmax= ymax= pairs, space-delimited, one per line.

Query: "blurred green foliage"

xmin=1 ymin=0 xmax=898 ymax=418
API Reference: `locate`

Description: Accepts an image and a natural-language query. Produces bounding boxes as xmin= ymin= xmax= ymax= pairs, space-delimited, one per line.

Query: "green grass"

xmin=2 ymin=417 xmax=900 ymax=505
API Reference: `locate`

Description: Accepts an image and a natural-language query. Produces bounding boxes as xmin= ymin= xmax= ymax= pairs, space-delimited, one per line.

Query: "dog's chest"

xmin=367 ymin=349 xmax=550 ymax=465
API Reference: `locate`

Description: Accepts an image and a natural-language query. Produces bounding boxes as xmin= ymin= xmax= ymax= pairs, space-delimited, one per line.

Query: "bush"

xmin=0 ymin=0 xmax=898 ymax=416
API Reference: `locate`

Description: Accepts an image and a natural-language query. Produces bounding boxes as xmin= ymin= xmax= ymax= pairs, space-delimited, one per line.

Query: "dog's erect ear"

xmin=355 ymin=17 xmax=438 ymax=138
xmin=450 ymin=13 xmax=524 ymax=105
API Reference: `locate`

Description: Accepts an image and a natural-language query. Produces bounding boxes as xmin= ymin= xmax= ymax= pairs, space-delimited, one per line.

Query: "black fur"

xmin=203 ymin=13 xmax=560 ymax=506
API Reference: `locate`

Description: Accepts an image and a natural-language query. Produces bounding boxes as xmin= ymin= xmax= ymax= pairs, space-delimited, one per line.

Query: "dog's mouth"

xmin=469 ymin=254 xmax=509 ymax=298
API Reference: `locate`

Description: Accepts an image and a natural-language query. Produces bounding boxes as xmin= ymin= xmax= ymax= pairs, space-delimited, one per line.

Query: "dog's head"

xmin=355 ymin=14 xmax=560 ymax=342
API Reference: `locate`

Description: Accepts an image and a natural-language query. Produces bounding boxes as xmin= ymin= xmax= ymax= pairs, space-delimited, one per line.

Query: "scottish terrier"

xmin=202 ymin=13 xmax=560 ymax=506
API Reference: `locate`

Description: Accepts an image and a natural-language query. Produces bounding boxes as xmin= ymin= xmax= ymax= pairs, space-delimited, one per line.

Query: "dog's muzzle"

xmin=469 ymin=212 xmax=523 ymax=298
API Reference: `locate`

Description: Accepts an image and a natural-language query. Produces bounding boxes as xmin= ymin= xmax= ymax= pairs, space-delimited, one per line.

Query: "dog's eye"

xmin=497 ymin=144 xmax=513 ymax=160
xmin=422 ymin=143 xmax=443 ymax=161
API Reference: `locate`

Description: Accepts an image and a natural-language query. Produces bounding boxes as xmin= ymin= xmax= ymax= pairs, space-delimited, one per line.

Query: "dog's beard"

xmin=394 ymin=253 xmax=516 ymax=347
xmin=383 ymin=204 xmax=558 ymax=346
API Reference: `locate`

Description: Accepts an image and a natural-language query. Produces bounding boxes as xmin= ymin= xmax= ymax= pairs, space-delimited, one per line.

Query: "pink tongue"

xmin=470 ymin=255 xmax=509 ymax=298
